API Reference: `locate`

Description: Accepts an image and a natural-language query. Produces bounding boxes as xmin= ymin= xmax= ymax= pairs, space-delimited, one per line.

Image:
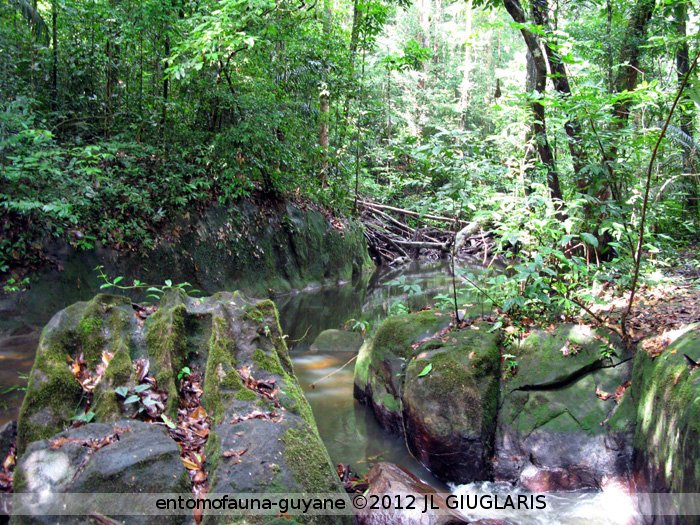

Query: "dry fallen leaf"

xmin=596 ymin=387 xmax=612 ymax=401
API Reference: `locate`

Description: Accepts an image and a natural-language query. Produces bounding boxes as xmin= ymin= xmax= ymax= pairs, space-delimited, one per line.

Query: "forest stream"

xmin=1 ymin=261 xmax=645 ymax=524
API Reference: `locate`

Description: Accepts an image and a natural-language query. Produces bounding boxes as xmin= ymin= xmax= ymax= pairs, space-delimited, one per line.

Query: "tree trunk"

xmin=432 ymin=0 xmax=441 ymax=64
xmin=417 ymin=0 xmax=430 ymax=90
xmin=458 ymin=0 xmax=473 ymax=129
xmin=530 ymin=0 xmax=587 ymax=189
xmin=319 ymin=0 xmax=332 ymax=184
xmin=503 ymin=0 xmax=563 ymax=201
xmin=613 ymin=0 xmax=655 ymax=122
xmin=51 ymin=0 xmax=57 ymax=110
xmin=161 ymin=34 xmax=170 ymax=129
xmin=675 ymin=0 xmax=697 ymax=214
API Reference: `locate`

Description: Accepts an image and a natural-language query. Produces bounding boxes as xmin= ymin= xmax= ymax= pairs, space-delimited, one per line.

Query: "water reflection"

xmin=279 ymin=261 xmax=479 ymax=487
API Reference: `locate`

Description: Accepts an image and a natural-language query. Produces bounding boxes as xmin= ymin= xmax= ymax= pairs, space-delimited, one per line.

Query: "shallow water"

xmin=277 ymin=260 xmax=471 ymax=487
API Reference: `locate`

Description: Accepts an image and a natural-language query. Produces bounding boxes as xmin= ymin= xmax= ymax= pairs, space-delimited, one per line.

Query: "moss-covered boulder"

xmin=402 ymin=326 xmax=500 ymax=482
xmin=494 ymin=324 xmax=634 ymax=490
xmin=353 ymin=312 xmax=500 ymax=483
xmin=631 ymin=324 xmax=700 ymax=506
xmin=353 ymin=311 xmax=452 ymax=434
xmin=310 ymin=329 xmax=364 ymax=354
xmin=17 ymin=294 xmax=138 ymax=451
xmin=17 ymin=291 xmax=350 ymax=524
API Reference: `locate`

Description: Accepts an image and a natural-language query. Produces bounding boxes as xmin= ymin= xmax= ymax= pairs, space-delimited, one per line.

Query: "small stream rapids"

xmin=450 ymin=481 xmax=639 ymax=524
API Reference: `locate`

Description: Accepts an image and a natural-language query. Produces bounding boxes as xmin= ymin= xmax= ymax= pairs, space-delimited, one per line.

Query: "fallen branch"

xmin=356 ymin=199 xmax=466 ymax=224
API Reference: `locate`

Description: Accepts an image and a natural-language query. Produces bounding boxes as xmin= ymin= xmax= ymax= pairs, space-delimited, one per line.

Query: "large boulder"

xmin=494 ymin=324 xmax=634 ymax=491
xmin=16 ymin=291 xmax=349 ymax=524
xmin=354 ymin=311 xmax=452 ymax=434
xmin=631 ymin=324 xmax=700 ymax=524
xmin=310 ymin=329 xmax=364 ymax=354
xmin=13 ymin=420 xmax=189 ymax=525
xmin=354 ymin=312 xmax=500 ymax=483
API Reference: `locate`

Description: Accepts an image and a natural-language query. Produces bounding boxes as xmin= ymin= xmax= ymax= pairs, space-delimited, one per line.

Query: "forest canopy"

xmin=1 ymin=0 xmax=698 ymax=290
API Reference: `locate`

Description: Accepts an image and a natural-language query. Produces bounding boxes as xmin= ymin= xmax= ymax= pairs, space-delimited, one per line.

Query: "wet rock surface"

xmin=355 ymin=462 xmax=468 ymax=525
xmin=310 ymin=329 xmax=364 ymax=354
xmin=353 ymin=312 xmax=500 ymax=483
xmin=15 ymin=291 xmax=349 ymax=524
xmin=494 ymin=324 xmax=634 ymax=490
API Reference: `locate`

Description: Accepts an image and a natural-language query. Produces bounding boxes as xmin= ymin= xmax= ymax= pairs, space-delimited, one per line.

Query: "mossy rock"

xmin=631 ymin=324 xmax=700 ymax=503
xmin=17 ymin=290 xmax=349 ymax=521
xmin=494 ymin=324 xmax=634 ymax=489
xmin=10 ymin=200 xmax=374 ymax=338
xmin=17 ymin=294 xmax=136 ymax=452
xmin=507 ymin=324 xmax=626 ymax=391
xmin=402 ymin=324 xmax=500 ymax=482
xmin=310 ymin=329 xmax=363 ymax=354
xmin=353 ymin=310 xmax=452 ymax=434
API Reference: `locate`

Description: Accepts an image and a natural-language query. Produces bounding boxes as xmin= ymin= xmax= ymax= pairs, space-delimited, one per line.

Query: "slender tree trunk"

xmin=341 ymin=0 xmax=362 ymax=137
xmin=674 ymin=0 xmax=697 ymax=214
xmin=161 ymin=34 xmax=170 ymax=129
xmin=503 ymin=0 xmax=563 ymax=201
xmin=51 ymin=0 xmax=58 ymax=110
xmin=606 ymin=0 xmax=613 ymax=92
xmin=417 ymin=0 xmax=430 ymax=90
xmin=613 ymin=0 xmax=655 ymax=122
xmin=530 ymin=0 xmax=587 ymax=188
xmin=319 ymin=0 xmax=332 ymax=184
xmin=458 ymin=0 xmax=473 ymax=129
xmin=432 ymin=0 xmax=441 ymax=64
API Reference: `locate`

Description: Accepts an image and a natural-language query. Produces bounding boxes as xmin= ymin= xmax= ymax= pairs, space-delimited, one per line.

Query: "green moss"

xmin=93 ymin=343 xmax=133 ymax=422
xmin=372 ymin=311 xmax=450 ymax=361
xmin=353 ymin=340 xmax=371 ymax=389
xmin=632 ymin=326 xmax=700 ymax=492
xmin=144 ymin=301 xmax=187 ymax=416
xmin=281 ymin=426 xmax=339 ymax=493
xmin=235 ymin=389 xmax=258 ymax=401
xmin=16 ymin=295 xmax=140 ymax=452
xmin=407 ymin=351 xmax=483 ymax=433
xmin=379 ymin=392 xmax=400 ymax=412
xmin=17 ymin=366 xmax=82 ymax=452
xmin=256 ymin=299 xmax=295 ymax=376
xmin=202 ymin=316 xmax=238 ymax=424
xmin=252 ymin=348 xmax=285 ymax=376
xmin=77 ymin=314 xmax=104 ymax=363
xmin=204 ymin=429 xmax=222 ymax=491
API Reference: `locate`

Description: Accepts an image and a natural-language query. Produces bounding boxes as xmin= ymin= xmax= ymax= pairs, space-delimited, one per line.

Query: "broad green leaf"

xmin=114 ymin=386 xmax=129 ymax=398
xmin=580 ymin=232 xmax=599 ymax=248
xmin=417 ymin=363 xmax=433 ymax=377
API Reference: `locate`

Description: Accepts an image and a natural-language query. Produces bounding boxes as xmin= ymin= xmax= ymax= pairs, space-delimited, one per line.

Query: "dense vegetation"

xmin=1 ymin=0 xmax=698 ymax=326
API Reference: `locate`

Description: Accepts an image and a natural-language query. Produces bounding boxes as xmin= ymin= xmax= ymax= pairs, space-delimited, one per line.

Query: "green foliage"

xmin=345 ymin=318 xmax=371 ymax=336
xmin=71 ymin=410 xmax=96 ymax=424
xmin=502 ymin=353 xmax=518 ymax=379
xmin=385 ymin=275 xmax=423 ymax=296
xmin=95 ymin=266 xmax=201 ymax=303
